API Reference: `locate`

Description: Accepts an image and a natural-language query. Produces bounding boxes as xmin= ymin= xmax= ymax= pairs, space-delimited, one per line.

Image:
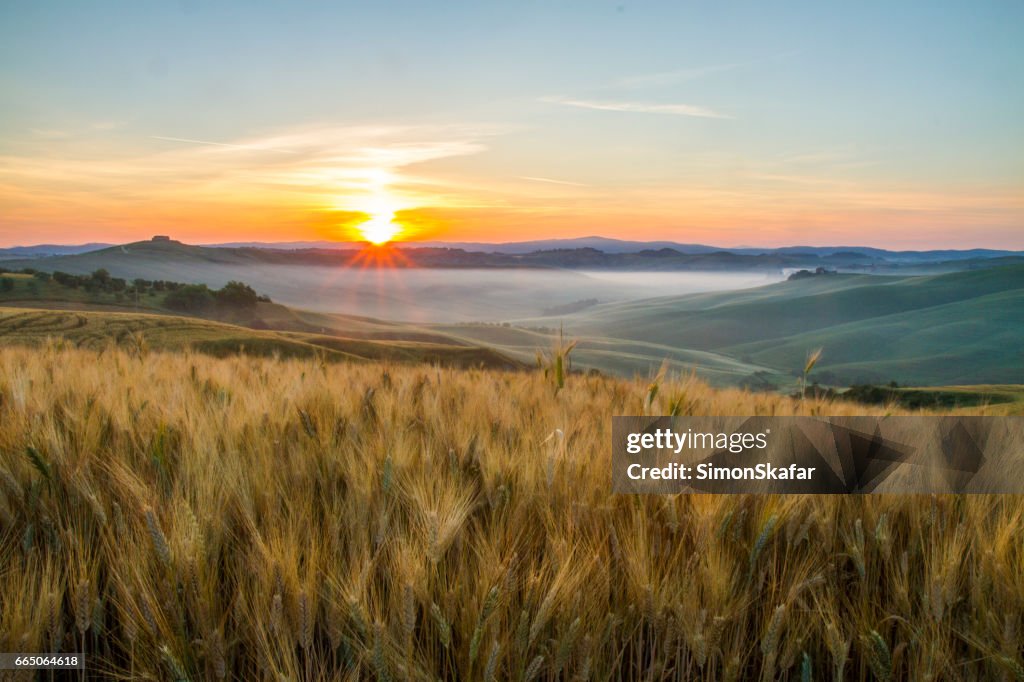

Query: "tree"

xmin=215 ymin=281 xmax=260 ymax=308
xmin=0 ymin=277 xmax=14 ymax=292
xmin=53 ymin=271 xmax=82 ymax=288
xmin=84 ymin=268 xmax=112 ymax=293
xmin=164 ymin=284 xmax=214 ymax=312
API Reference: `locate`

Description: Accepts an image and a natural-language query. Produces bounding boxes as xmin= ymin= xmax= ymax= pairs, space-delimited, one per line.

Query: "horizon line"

xmin=1 ymin=235 xmax=1022 ymax=253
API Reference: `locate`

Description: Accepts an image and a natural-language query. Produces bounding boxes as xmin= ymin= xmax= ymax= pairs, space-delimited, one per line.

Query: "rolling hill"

xmin=4 ymin=243 xmax=1022 ymax=387
xmin=514 ymin=265 xmax=1024 ymax=386
xmin=0 ymin=307 xmax=523 ymax=370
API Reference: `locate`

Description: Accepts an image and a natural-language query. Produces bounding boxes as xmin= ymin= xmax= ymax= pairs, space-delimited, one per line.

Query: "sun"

xmin=358 ymin=211 xmax=401 ymax=245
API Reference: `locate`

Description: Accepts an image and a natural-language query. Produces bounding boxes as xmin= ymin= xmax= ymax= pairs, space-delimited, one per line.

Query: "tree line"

xmin=0 ymin=266 xmax=270 ymax=312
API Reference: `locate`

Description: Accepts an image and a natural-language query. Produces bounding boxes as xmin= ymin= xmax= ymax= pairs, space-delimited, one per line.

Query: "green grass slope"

xmin=559 ymin=267 xmax=1023 ymax=348
xmin=730 ymin=289 xmax=1024 ymax=384
xmin=535 ymin=265 xmax=1024 ymax=386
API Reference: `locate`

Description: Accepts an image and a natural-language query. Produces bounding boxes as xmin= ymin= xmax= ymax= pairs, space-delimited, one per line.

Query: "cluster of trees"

xmin=787 ymin=267 xmax=838 ymax=281
xmin=48 ymin=269 xmax=202 ymax=297
xmin=163 ymin=281 xmax=269 ymax=313
xmin=0 ymin=266 xmax=270 ymax=312
xmin=51 ymin=268 xmax=132 ymax=293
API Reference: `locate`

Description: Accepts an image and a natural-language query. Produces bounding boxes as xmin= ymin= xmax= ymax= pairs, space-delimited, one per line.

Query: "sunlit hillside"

xmin=0 ymin=307 xmax=521 ymax=370
xmin=1 ymin=345 xmax=1021 ymax=680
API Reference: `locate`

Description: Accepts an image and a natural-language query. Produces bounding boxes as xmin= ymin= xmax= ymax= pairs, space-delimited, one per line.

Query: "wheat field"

xmin=1 ymin=343 xmax=1022 ymax=680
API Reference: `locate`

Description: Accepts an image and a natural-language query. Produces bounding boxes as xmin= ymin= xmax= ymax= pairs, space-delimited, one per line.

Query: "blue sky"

xmin=1 ymin=0 xmax=1022 ymax=247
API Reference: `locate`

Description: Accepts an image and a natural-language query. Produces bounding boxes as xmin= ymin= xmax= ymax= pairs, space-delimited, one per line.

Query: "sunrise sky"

xmin=1 ymin=1 xmax=1022 ymax=249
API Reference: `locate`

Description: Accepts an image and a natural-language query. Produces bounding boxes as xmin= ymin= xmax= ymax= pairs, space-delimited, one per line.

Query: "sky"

xmin=1 ymin=0 xmax=1022 ymax=249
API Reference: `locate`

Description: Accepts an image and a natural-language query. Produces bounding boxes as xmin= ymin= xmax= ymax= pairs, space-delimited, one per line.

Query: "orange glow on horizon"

xmin=1 ymin=118 xmax=1022 ymax=250
xmin=346 ymin=242 xmax=413 ymax=268
xmin=356 ymin=212 xmax=402 ymax=245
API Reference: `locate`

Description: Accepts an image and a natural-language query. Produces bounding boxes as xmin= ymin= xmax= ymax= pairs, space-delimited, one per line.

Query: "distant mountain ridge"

xmin=202 ymin=236 xmax=1024 ymax=261
xmin=0 ymin=243 xmax=114 ymax=258
xmin=2 ymin=235 xmax=1020 ymax=262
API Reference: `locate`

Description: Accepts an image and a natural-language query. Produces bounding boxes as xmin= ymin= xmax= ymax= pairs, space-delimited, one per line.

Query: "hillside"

xmin=0 ymin=269 xmax=532 ymax=368
xmin=432 ymin=322 xmax=783 ymax=386
xmin=519 ymin=265 xmax=1024 ymax=386
xmin=0 ymin=308 xmax=522 ymax=370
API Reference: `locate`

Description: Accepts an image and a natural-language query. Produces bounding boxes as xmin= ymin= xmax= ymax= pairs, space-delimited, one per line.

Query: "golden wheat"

xmin=0 ymin=343 xmax=1021 ymax=679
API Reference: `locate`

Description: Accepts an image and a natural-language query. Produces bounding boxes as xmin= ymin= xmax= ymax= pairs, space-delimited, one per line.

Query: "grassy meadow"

xmin=1 ymin=344 xmax=1023 ymax=680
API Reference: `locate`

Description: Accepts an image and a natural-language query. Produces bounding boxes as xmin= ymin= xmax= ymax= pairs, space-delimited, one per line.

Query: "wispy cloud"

xmin=150 ymin=135 xmax=300 ymax=154
xmin=0 ymin=123 xmax=506 ymax=238
xmin=542 ymin=96 xmax=731 ymax=119
xmin=517 ymin=176 xmax=587 ymax=187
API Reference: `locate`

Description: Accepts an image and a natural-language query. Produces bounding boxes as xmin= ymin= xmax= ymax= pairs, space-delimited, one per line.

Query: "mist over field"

xmin=261 ymin=268 xmax=782 ymax=322
xmin=8 ymin=257 xmax=781 ymax=322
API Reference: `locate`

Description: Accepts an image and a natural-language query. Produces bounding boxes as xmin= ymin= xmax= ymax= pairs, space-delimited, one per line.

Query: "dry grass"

xmin=0 ymin=307 xmax=521 ymax=371
xmin=1 ymin=344 xmax=1022 ymax=680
